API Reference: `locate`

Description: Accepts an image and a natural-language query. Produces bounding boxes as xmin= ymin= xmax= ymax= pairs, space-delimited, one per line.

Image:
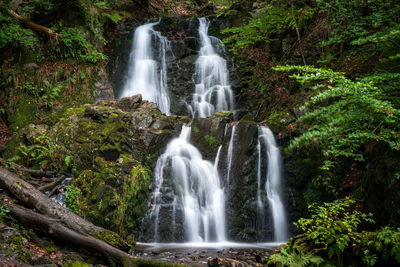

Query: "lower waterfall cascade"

xmin=149 ymin=125 xmax=227 ymax=242
xmin=257 ymin=126 xmax=289 ymax=242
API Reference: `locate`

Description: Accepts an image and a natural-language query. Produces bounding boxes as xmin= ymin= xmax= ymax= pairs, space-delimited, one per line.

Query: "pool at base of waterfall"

xmin=134 ymin=242 xmax=283 ymax=266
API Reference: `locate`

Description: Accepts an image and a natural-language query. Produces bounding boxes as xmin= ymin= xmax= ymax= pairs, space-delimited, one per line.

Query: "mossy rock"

xmin=62 ymin=261 xmax=91 ymax=267
xmin=70 ymin=156 xmax=151 ymax=238
xmin=191 ymin=112 xmax=233 ymax=160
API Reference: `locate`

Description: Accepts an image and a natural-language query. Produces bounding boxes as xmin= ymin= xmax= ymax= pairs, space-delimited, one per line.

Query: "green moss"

xmin=71 ymin=156 xmax=150 ymax=239
xmin=122 ymin=257 xmax=183 ymax=267
xmin=239 ymin=114 xmax=254 ymax=122
xmin=62 ymin=261 xmax=91 ymax=267
xmin=213 ymin=110 xmax=234 ymax=120
xmin=92 ymin=229 xmax=126 ymax=249
xmin=204 ymin=134 xmax=219 ymax=146
xmin=7 ymin=94 xmax=37 ymax=132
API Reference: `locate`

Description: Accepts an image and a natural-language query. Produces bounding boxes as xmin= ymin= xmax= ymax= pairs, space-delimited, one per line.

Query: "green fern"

xmin=269 ymin=247 xmax=325 ymax=267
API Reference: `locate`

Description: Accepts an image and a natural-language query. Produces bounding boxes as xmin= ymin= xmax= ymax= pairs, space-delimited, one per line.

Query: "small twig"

xmin=292 ymin=15 xmax=307 ymax=65
xmin=255 ymin=99 xmax=266 ymax=121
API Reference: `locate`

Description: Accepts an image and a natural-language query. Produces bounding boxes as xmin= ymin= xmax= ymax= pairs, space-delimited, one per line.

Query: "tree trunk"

xmin=0 ymin=168 xmax=126 ymax=249
xmin=14 ymin=166 xmax=55 ymax=178
xmin=2 ymin=200 xmax=131 ymax=263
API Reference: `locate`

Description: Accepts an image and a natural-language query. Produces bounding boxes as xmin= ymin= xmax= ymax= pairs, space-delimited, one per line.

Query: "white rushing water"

xmin=120 ymin=22 xmax=171 ymax=115
xmin=188 ymin=18 xmax=235 ymax=118
xmin=151 ymin=125 xmax=227 ymax=242
xmin=258 ymin=126 xmax=288 ymax=242
xmin=226 ymin=123 xmax=236 ymax=184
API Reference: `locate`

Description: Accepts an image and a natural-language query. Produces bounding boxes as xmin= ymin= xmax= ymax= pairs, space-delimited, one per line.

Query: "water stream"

xmin=188 ymin=18 xmax=235 ymax=118
xmin=150 ymin=125 xmax=227 ymax=242
xmin=120 ymin=22 xmax=171 ymax=115
xmin=257 ymin=126 xmax=289 ymax=242
xmin=130 ymin=18 xmax=290 ymax=247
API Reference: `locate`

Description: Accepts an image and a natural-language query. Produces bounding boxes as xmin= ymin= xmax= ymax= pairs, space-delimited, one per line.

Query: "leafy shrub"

xmin=359 ymin=226 xmax=400 ymax=266
xmin=222 ymin=1 xmax=314 ymax=54
xmin=11 ymin=134 xmax=60 ymax=170
xmin=205 ymin=135 xmax=218 ymax=145
xmin=295 ymin=198 xmax=374 ymax=258
xmin=269 ymin=247 xmax=324 ymax=267
xmin=315 ymin=0 xmax=400 ymax=49
xmin=274 ymin=65 xmax=400 ymax=191
xmin=269 ymin=198 xmax=374 ymax=266
xmin=0 ymin=9 xmax=38 ymax=49
xmin=65 ymin=185 xmax=82 ymax=214
xmin=54 ymin=27 xmax=107 ymax=63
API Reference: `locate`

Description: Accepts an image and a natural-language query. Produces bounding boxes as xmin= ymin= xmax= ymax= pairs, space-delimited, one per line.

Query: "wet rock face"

xmin=139 ymin=113 xmax=280 ymax=242
xmin=107 ymin=16 xmax=238 ymax=116
xmin=94 ymin=67 xmax=115 ymax=101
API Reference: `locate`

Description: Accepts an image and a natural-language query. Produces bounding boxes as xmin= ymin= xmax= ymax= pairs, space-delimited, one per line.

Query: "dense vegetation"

xmin=0 ymin=0 xmax=399 ymax=266
xmin=217 ymin=0 xmax=400 ymax=265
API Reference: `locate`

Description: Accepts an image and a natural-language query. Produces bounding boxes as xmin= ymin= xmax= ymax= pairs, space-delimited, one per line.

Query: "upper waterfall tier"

xmin=120 ymin=22 xmax=171 ymax=115
xmin=188 ymin=18 xmax=235 ymax=118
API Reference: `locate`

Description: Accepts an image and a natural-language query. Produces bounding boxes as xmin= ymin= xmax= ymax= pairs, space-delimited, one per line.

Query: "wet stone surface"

xmin=133 ymin=246 xmax=274 ymax=266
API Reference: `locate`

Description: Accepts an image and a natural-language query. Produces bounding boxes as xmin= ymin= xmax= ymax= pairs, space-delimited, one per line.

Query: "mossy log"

xmin=14 ymin=166 xmax=55 ymax=178
xmin=2 ymin=200 xmax=131 ymax=264
xmin=0 ymin=167 xmax=126 ymax=249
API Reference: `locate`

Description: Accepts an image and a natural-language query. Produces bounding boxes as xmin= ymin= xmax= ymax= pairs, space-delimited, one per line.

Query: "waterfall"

xmin=120 ymin=22 xmax=171 ymax=115
xmin=258 ymin=126 xmax=288 ymax=242
xmin=150 ymin=125 xmax=227 ymax=242
xmin=189 ymin=18 xmax=235 ymax=118
xmin=226 ymin=124 xmax=236 ymax=184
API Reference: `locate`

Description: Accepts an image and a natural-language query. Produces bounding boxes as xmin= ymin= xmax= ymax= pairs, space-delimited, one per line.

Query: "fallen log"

xmin=14 ymin=166 xmax=55 ymax=178
xmin=38 ymin=175 xmax=65 ymax=192
xmin=0 ymin=167 xmax=126 ymax=249
xmin=2 ymin=200 xmax=131 ymax=263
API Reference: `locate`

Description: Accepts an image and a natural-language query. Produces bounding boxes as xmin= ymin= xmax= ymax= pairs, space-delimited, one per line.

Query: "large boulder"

xmin=1 ymin=95 xmax=188 ymax=239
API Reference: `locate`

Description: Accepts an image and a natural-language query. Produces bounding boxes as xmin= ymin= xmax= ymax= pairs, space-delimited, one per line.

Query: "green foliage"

xmin=10 ymin=134 xmax=60 ymax=170
xmin=269 ymin=247 xmax=325 ymax=267
xmin=359 ymin=226 xmax=400 ymax=265
xmin=0 ymin=9 xmax=38 ymax=49
xmin=54 ymin=27 xmax=107 ymax=63
xmin=19 ymin=0 xmax=60 ymax=17
xmin=270 ymin=198 xmax=375 ymax=266
xmin=102 ymin=11 xmax=121 ymax=24
xmin=64 ymin=185 xmax=82 ymax=214
xmin=116 ymin=165 xmax=151 ymax=236
xmin=222 ymin=1 xmax=314 ymax=53
xmin=2 ymin=233 xmax=32 ymax=263
xmin=0 ymin=204 xmax=10 ymax=222
xmin=204 ymin=134 xmax=218 ymax=146
xmin=316 ymin=0 xmax=400 ymax=49
xmin=295 ymin=198 xmax=374 ymax=258
xmin=273 ymin=65 xmax=400 ymax=191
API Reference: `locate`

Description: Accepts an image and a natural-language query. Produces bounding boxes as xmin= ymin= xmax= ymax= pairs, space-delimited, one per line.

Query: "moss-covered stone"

xmin=1 ymin=96 xmax=187 ymax=241
xmin=71 ymin=156 xmax=151 ymax=238
xmin=62 ymin=261 xmax=91 ymax=267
